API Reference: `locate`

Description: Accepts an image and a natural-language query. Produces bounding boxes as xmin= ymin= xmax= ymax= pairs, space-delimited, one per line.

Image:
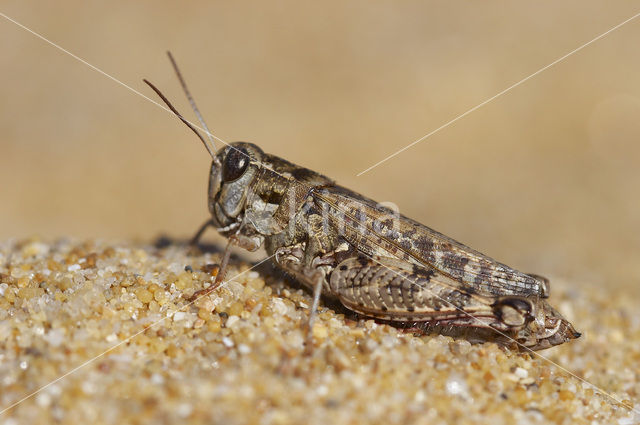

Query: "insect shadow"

xmin=152 ymin=234 xmax=223 ymax=254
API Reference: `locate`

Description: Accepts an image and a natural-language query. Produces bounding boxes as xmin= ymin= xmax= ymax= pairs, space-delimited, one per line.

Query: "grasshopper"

xmin=145 ymin=53 xmax=580 ymax=351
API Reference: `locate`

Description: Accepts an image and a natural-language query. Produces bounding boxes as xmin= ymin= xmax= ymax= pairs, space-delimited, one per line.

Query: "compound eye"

xmin=221 ymin=147 xmax=249 ymax=182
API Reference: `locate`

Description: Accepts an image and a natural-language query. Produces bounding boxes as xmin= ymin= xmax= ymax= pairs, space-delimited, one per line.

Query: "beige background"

xmin=1 ymin=2 xmax=639 ymax=291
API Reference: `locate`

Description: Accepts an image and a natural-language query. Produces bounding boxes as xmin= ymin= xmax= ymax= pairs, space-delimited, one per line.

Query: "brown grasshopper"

xmin=144 ymin=53 xmax=580 ymax=351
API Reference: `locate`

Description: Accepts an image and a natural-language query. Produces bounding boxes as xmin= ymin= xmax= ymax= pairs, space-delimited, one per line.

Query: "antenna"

xmin=167 ymin=52 xmax=219 ymax=155
xmin=143 ymin=78 xmax=218 ymax=164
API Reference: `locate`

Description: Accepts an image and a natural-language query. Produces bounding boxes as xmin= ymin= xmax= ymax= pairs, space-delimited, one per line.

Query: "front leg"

xmin=188 ymin=233 xmax=263 ymax=302
xmin=189 ymin=218 xmax=214 ymax=247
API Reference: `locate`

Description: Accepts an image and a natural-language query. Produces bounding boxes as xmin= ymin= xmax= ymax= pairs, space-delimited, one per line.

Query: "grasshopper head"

xmin=208 ymin=142 xmax=264 ymax=233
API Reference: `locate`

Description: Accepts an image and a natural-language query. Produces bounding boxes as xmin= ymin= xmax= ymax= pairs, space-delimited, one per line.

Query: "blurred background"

xmin=1 ymin=1 xmax=639 ymax=292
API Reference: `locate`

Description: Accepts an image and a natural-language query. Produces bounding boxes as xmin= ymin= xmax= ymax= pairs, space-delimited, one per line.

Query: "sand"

xmin=0 ymin=238 xmax=638 ymax=424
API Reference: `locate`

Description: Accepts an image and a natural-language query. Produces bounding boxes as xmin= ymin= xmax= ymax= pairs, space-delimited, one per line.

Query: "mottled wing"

xmin=314 ymin=186 xmax=546 ymax=298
